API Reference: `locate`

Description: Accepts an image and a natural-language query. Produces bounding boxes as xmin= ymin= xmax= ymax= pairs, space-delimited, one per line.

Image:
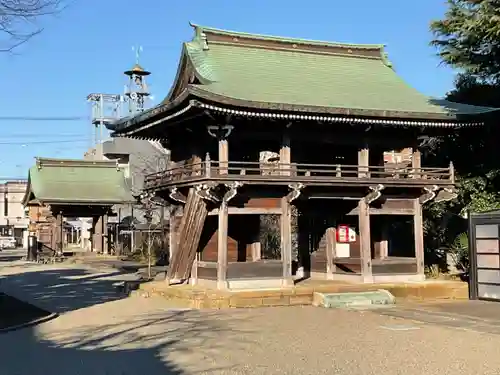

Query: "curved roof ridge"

xmin=189 ymin=22 xmax=386 ymax=50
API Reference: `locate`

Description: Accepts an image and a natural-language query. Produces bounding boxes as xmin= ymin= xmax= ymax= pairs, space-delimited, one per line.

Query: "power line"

xmin=0 ymin=139 xmax=91 ymax=145
xmin=0 ymin=116 xmax=88 ymax=121
xmin=0 ymin=133 xmax=91 ymax=138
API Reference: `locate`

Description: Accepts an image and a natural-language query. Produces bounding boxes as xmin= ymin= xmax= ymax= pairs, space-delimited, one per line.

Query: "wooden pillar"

xmin=358 ymin=199 xmax=373 ymax=282
xmin=91 ymin=217 xmax=97 ymax=252
xmin=95 ymin=215 xmax=103 ymax=253
xmin=168 ymin=215 xmax=177 ymax=264
xmin=190 ymin=253 xmax=199 ymax=285
xmin=217 ymin=200 xmax=228 ymax=289
xmin=412 ymin=148 xmax=421 ymax=179
xmin=281 ymin=197 xmax=294 ymax=286
xmin=251 ymin=242 xmax=261 ymax=261
xmin=50 ymin=219 xmax=57 ymax=251
xmin=219 ymin=138 xmax=229 ymax=175
xmin=379 ymin=223 xmax=389 ymax=259
xmin=325 ymin=227 xmax=337 ymax=278
xmin=56 ymin=212 xmax=63 ymax=254
xmin=280 ymin=132 xmax=291 ymax=176
xmin=102 ymin=213 xmax=108 ymax=255
xmin=358 ymin=146 xmax=369 ymax=178
xmin=414 ymin=199 xmax=425 ymax=276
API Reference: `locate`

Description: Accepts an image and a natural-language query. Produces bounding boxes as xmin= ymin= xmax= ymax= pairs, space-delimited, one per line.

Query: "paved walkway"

xmin=2 ymin=255 xmax=500 ymax=374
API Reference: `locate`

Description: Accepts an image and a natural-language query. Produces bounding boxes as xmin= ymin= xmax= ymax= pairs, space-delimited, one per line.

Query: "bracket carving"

xmin=434 ymin=187 xmax=458 ymax=203
xmin=168 ymin=188 xmax=186 ymax=204
xmin=195 ymin=183 xmax=219 ymax=203
xmin=223 ymin=181 xmax=243 ymax=203
xmin=207 ymin=124 xmax=234 ymax=139
xmin=364 ymin=184 xmax=385 ymax=204
xmin=419 ymin=185 xmax=439 ymax=204
xmin=286 ymin=183 xmax=304 ymax=203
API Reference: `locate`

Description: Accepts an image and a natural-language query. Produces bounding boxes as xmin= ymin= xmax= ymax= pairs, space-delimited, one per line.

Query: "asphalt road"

xmin=2 ymin=252 xmax=500 ymax=374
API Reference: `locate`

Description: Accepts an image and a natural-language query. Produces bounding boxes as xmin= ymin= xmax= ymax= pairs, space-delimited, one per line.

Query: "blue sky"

xmin=0 ymin=0 xmax=454 ymax=179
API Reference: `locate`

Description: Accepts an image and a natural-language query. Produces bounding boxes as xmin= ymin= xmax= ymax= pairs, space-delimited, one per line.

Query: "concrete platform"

xmin=128 ymin=279 xmax=468 ymax=309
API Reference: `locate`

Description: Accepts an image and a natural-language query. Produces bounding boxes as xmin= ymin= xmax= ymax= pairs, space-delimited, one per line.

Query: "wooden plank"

xmin=358 ymin=199 xmax=373 ymax=282
xmin=414 ymin=199 xmax=425 ymax=275
xmin=217 ymin=200 xmax=228 ymax=288
xmin=167 ymin=188 xmax=208 ymax=283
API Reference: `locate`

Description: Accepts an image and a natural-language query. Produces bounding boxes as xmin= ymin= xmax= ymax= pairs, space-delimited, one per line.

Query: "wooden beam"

xmin=358 ymin=199 xmax=373 ymax=282
xmin=347 ymin=207 xmax=415 ymax=216
xmin=208 ymin=207 xmax=282 ymax=216
xmin=280 ymin=196 xmax=294 ymax=286
xmin=414 ymin=199 xmax=425 ymax=276
xmin=217 ymin=199 xmax=229 ymax=289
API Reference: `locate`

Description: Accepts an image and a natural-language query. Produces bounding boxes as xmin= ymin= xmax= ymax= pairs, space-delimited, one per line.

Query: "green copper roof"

xmin=178 ymin=25 xmax=497 ymax=118
xmin=23 ymin=158 xmax=135 ymax=206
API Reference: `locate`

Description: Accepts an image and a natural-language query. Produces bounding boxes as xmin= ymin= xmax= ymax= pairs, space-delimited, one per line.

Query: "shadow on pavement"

xmin=0 ymin=266 xmax=132 ymax=313
xmin=0 ymin=308 xmax=254 ymax=374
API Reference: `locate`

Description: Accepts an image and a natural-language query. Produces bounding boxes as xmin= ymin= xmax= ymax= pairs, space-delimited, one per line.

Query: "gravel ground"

xmin=1 ymin=259 xmax=500 ymax=375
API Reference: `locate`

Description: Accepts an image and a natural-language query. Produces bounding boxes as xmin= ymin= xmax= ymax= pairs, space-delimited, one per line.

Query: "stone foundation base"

xmin=128 ymin=279 xmax=468 ymax=309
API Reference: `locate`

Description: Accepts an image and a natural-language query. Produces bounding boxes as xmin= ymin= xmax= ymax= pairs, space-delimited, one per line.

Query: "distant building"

xmin=84 ymin=137 xmax=170 ymax=224
xmin=0 ymin=180 xmax=29 ymax=247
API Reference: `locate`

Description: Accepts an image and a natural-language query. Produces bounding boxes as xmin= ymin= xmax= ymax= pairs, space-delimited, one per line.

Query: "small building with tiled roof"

xmin=23 ymin=158 xmax=135 ymax=254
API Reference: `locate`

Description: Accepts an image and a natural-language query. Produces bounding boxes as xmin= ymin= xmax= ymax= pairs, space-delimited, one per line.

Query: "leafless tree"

xmin=0 ymin=0 xmax=63 ymax=52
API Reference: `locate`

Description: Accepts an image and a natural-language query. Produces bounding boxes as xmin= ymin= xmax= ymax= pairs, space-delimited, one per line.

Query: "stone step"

xmin=312 ymin=289 xmax=396 ymax=309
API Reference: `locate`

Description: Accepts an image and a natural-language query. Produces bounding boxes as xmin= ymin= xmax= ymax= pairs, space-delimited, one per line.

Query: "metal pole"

xmin=99 ymin=94 xmax=104 ymax=159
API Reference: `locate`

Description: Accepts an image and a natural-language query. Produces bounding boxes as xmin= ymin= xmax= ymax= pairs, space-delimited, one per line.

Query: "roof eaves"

xmin=194 ymin=100 xmax=485 ymax=128
xmin=112 ymin=89 xmax=191 ymax=134
xmin=188 ymin=86 xmax=494 ymax=125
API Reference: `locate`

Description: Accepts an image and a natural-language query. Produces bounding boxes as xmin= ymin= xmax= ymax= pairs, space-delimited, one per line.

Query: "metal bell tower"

xmin=124 ymin=46 xmax=151 ymax=114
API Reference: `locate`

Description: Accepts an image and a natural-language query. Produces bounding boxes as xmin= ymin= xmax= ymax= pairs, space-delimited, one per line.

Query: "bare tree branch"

xmin=0 ymin=0 xmax=65 ymax=52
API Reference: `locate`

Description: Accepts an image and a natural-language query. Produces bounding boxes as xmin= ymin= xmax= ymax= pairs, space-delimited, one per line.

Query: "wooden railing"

xmin=144 ymin=160 xmax=454 ymax=189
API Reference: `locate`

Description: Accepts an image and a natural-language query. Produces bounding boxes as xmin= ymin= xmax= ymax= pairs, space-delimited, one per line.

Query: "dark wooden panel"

xmin=227 ymin=260 xmax=283 ymax=279
xmin=334 ymin=258 xmax=362 ymax=274
xmin=372 ymin=258 xmax=417 ymax=274
xmin=379 ymin=199 xmax=414 ymax=210
xmin=347 ymin=199 xmax=415 ymax=215
xmin=311 ymin=258 xmax=327 ymax=272
xmin=197 ymin=264 xmax=217 ymax=280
